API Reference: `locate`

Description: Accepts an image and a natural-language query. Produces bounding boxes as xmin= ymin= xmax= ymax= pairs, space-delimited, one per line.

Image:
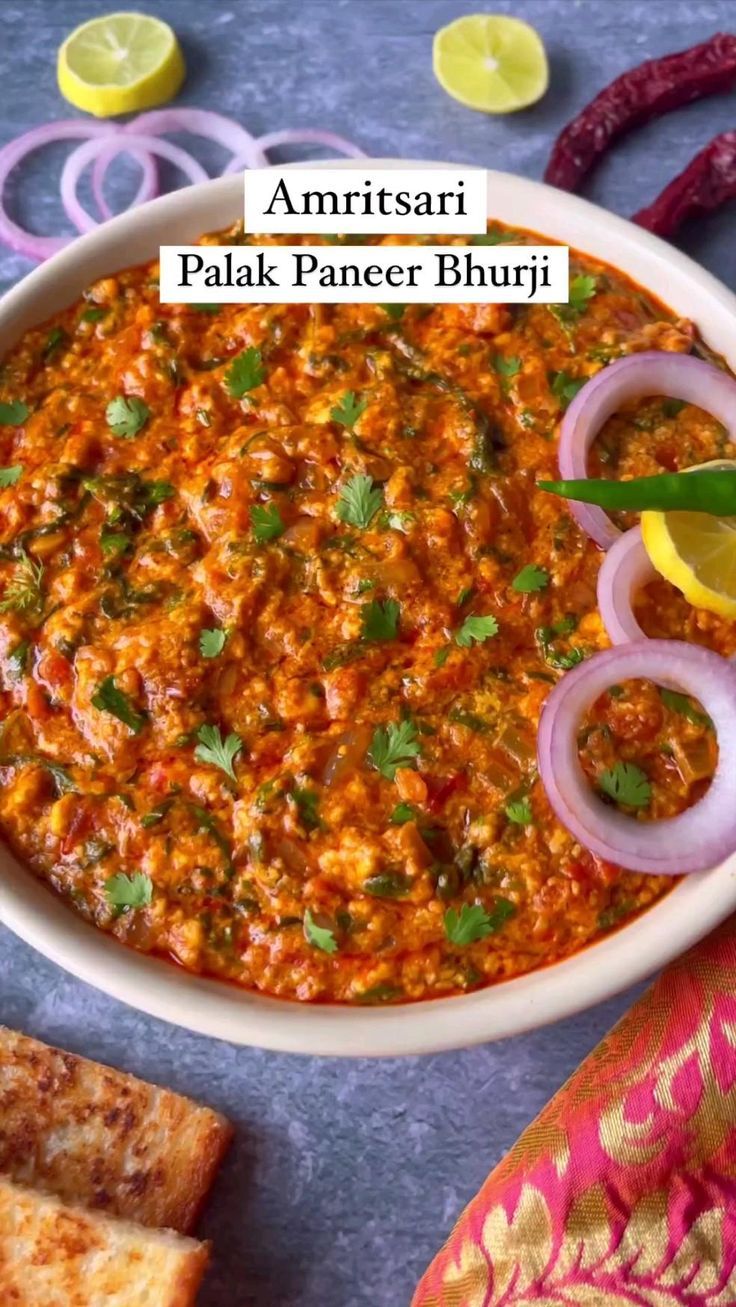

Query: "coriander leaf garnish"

xmin=493 ymin=354 xmax=521 ymax=380
xmin=199 ymin=627 xmax=227 ymax=658
xmin=536 ymin=617 xmax=585 ymax=670
xmin=380 ymin=303 xmax=406 ymax=321
xmin=361 ymin=598 xmax=400 ymax=642
xmin=100 ymin=526 xmax=130 ymax=557
xmin=512 ymin=564 xmax=549 ymax=594
xmin=434 ymin=647 xmax=451 ymax=668
xmin=569 ymin=274 xmax=598 ymax=312
xmin=659 ymin=688 xmax=713 ymax=730
xmin=81 ymin=306 xmax=107 ymax=323
xmin=250 ymin=503 xmax=284 ymax=542
xmin=106 ymin=395 xmax=150 ymax=438
xmin=194 ymin=723 xmax=242 ymax=782
xmin=104 ymin=871 xmax=152 ymax=912
xmin=331 ymin=390 xmax=367 ymax=429
xmin=455 ymin=614 xmax=499 ymax=647
xmin=549 ymin=370 xmax=586 ymax=409
xmin=0 ymin=465 xmax=22 ymax=487
xmin=192 ymin=303 xmax=220 ymax=314
xmin=368 ymin=719 xmax=420 ymax=780
xmin=0 ymin=401 xmax=29 ymax=426
xmin=292 ymin=787 xmax=322 ymax=831
xmin=598 ymin=761 xmax=651 ymax=809
xmin=550 ymin=274 xmax=598 ymax=329
xmin=336 ymin=474 xmax=383 ymax=529
xmin=91 ymin=676 xmax=147 ymax=735
xmin=444 ymin=899 xmax=515 ymax=946
xmin=304 ymin=907 xmax=338 ymax=954
xmin=0 ymin=551 xmax=43 ymax=615
xmin=390 ymin=802 xmax=416 ymax=824
xmin=505 ymin=796 xmax=533 ymax=825
xmin=471 ymin=230 xmax=518 ymax=245
xmin=224 ymin=346 xmax=265 ymax=397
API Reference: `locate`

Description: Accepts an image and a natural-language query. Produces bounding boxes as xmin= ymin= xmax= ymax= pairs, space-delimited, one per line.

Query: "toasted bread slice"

xmin=0 ymin=1175 xmax=208 ymax=1306
xmin=0 ymin=1027 xmax=232 ymax=1232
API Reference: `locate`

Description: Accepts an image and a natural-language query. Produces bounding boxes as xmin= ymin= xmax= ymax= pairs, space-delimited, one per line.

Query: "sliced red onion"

xmin=559 ymin=351 xmax=736 ymax=551
xmin=90 ymin=147 xmax=157 ymax=225
xmin=226 ymin=128 xmax=366 ymax=173
xmin=0 ymin=120 xmax=121 ymax=260
xmin=88 ymin=108 xmax=268 ymax=214
xmin=60 ymin=133 xmax=208 ymax=234
xmin=129 ymin=108 xmax=269 ymax=169
xmin=597 ymin=526 xmax=656 ymax=644
xmin=63 ymin=140 xmax=158 ymax=231
xmin=537 ymin=639 xmax=736 ymax=874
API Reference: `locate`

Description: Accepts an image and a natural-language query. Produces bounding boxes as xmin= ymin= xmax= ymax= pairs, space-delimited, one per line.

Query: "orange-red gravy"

xmin=0 ymin=222 xmax=731 ymax=1004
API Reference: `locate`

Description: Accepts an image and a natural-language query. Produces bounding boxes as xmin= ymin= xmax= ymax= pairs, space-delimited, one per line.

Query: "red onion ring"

xmin=597 ymin=526 xmax=656 ymax=645
xmin=88 ymin=107 xmax=269 ymax=216
xmin=559 ymin=351 xmax=736 ymax=551
xmin=537 ymin=639 xmax=736 ymax=874
xmin=63 ymin=142 xmax=158 ymax=232
xmin=129 ymin=109 xmax=269 ymax=169
xmin=226 ymin=128 xmax=367 ymax=173
xmin=0 ymin=112 xmax=366 ymax=260
xmin=89 ymin=146 xmax=157 ymax=225
xmin=0 ymin=120 xmax=121 ymax=260
xmin=60 ymin=133 xmax=208 ymax=234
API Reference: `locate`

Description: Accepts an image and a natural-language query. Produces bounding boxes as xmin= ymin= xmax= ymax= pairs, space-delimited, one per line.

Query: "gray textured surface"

xmin=0 ymin=2 xmax=733 ymax=1304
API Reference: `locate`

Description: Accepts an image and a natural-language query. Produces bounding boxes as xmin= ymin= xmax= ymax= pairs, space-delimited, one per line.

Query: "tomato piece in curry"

xmin=0 ymin=222 xmax=732 ymax=1005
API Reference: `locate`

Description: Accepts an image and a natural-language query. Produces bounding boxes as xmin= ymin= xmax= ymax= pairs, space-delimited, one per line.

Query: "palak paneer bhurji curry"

xmin=0 ymin=221 xmax=730 ymax=1006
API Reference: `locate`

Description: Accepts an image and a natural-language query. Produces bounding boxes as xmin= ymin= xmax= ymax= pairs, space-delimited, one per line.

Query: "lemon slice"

xmin=432 ymin=14 xmax=548 ymax=114
xmin=641 ymin=459 xmax=736 ymax=619
xmin=58 ymin=11 xmax=185 ymax=117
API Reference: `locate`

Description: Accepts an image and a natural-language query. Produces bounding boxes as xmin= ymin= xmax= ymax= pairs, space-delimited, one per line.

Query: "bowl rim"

xmin=2 ymin=158 xmax=736 ymax=1057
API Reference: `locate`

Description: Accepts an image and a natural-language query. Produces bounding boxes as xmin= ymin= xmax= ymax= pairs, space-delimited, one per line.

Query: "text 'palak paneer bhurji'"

xmin=0 ymin=222 xmax=732 ymax=1005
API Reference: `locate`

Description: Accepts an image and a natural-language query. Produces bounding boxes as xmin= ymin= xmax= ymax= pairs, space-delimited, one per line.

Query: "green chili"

xmin=539 ymin=469 xmax=736 ymax=516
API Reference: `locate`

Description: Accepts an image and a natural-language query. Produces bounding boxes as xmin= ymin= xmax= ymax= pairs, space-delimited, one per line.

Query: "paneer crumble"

xmin=0 ymin=222 xmax=730 ymax=1004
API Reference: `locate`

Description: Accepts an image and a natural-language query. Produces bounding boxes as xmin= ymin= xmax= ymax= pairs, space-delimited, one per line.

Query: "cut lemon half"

xmin=432 ymin=14 xmax=548 ymax=114
xmin=641 ymin=459 xmax=736 ymax=619
xmin=58 ymin=11 xmax=185 ymax=117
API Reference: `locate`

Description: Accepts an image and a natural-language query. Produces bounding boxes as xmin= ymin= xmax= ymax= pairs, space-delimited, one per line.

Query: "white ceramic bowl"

xmin=2 ymin=161 xmax=736 ymax=1056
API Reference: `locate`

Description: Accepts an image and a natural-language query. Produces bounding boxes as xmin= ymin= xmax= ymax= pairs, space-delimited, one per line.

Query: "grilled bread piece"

xmin=0 ymin=1027 xmax=232 ymax=1231
xmin=0 ymin=1175 xmax=209 ymax=1306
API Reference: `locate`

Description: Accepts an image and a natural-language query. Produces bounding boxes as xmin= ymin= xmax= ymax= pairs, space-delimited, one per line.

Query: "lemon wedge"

xmin=432 ymin=13 xmax=548 ymax=114
xmin=641 ymin=459 xmax=736 ymax=619
xmin=58 ymin=11 xmax=185 ymax=117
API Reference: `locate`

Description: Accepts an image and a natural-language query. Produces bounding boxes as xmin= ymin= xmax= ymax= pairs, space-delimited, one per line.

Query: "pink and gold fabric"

xmin=412 ymin=920 xmax=736 ymax=1306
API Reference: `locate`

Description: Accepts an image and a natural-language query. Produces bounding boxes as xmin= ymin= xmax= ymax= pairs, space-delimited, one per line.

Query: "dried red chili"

xmin=544 ymin=35 xmax=736 ymax=192
xmin=632 ymin=131 xmax=736 ymax=237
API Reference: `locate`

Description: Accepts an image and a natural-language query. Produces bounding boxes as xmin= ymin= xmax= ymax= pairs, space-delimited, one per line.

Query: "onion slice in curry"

xmin=597 ymin=526 xmax=656 ymax=644
xmin=537 ymin=639 xmax=736 ymax=874
xmin=558 ymin=351 xmax=736 ymax=550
